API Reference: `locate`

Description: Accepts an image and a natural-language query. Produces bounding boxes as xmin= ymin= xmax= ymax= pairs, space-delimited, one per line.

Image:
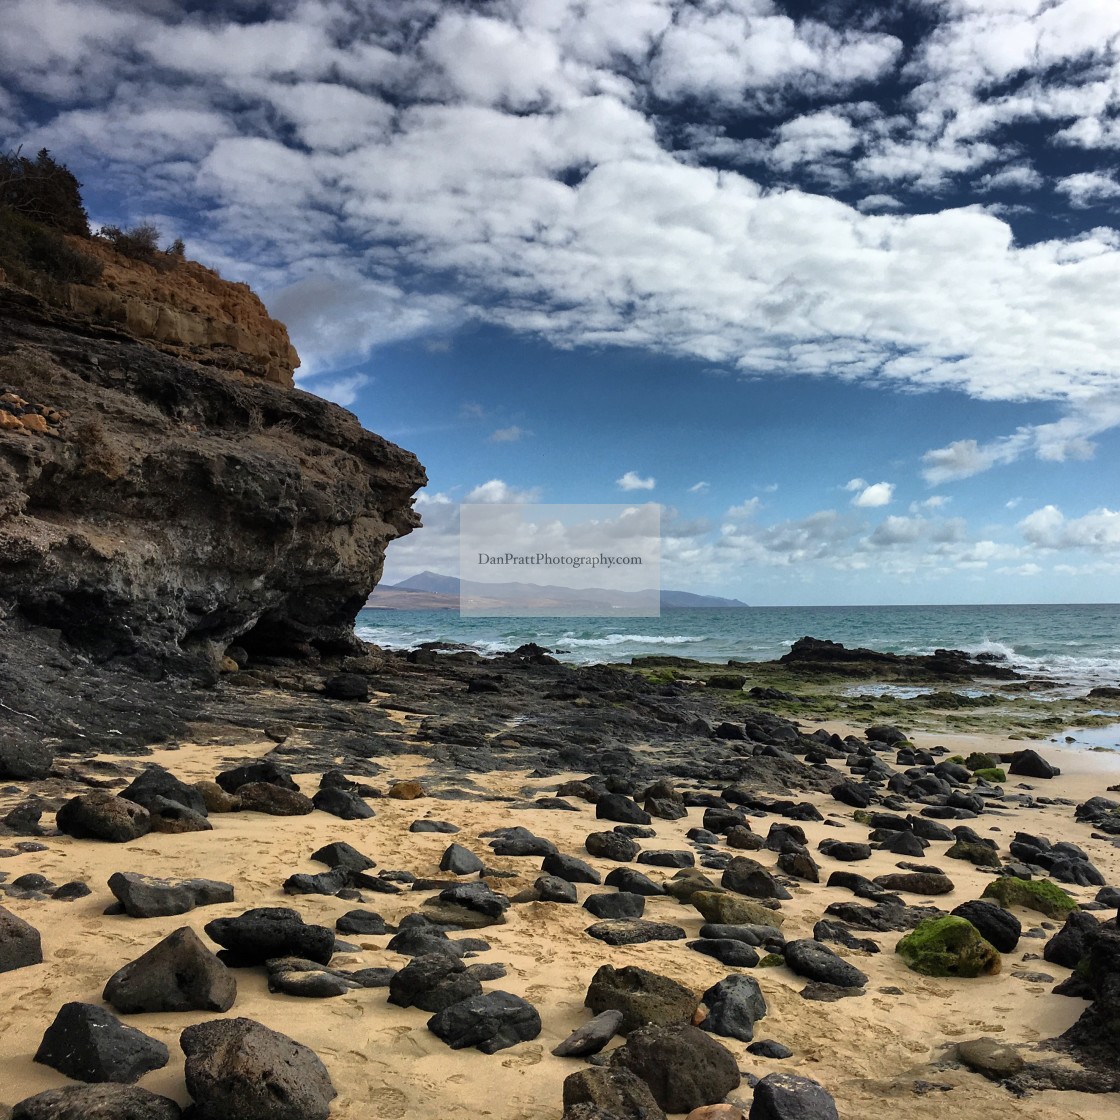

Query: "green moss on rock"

xmin=972 ymin=767 xmax=1006 ymax=783
xmin=965 ymin=752 xmax=999 ymax=771
xmin=896 ymin=916 xmax=1002 ymax=978
xmin=946 ymin=841 xmax=1002 ymax=868
xmin=980 ymin=876 xmax=1077 ymax=919
xmin=758 ymin=953 xmax=784 ymax=967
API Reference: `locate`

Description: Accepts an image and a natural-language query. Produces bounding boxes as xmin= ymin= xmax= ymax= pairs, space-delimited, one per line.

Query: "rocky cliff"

xmin=0 ymin=283 xmax=426 ymax=681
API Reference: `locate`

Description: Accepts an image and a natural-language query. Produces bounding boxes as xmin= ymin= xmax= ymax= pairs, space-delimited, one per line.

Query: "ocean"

xmin=355 ymin=602 xmax=1120 ymax=697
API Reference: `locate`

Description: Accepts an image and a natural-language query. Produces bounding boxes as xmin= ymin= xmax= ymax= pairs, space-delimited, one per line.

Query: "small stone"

xmin=553 ymin=1010 xmax=625 ymax=1057
xmin=956 ymin=1036 xmax=1025 ymax=1079
xmin=440 ymin=843 xmax=485 ymax=875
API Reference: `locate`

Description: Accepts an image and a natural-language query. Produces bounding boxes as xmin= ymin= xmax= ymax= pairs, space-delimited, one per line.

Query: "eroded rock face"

xmin=0 ymin=289 xmax=425 ymax=679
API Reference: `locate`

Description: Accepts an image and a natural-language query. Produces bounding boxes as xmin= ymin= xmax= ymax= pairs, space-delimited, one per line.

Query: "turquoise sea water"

xmin=356 ymin=603 xmax=1120 ymax=695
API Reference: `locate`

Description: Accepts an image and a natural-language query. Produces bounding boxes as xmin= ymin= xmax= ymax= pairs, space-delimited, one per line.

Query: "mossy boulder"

xmin=946 ymin=754 xmax=967 ymax=765
xmin=946 ymin=841 xmax=1002 ymax=869
xmin=896 ymin=916 xmax=1002 ymax=978
xmin=972 ymin=768 xmax=1006 ymax=783
xmin=690 ymin=891 xmax=784 ymax=928
xmin=981 ymin=876 xmax=1077 ymax=919
xmin=965 ymin=752 xmax=999 ymax=771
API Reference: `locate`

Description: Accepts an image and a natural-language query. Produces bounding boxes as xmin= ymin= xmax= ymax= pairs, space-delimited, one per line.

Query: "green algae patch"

xmin=758 ymin=953 xmax=784 ymax=967
xmin=965 ymin=752 xmax=999 ymax=771
xmin=972 ymin=767 xmax=1006 ymax=783
xmin=896 ymin=916 xmax=1002 ymax=978
xmin=946 ymin=840 xmax=1002 ymax=868
xmin=981 ymin=876 xmax=1077 ymax=919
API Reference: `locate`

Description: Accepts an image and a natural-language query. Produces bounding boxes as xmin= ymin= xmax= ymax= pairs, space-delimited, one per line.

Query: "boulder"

xmin=237 ymin=783 xmax=314 ymax=816
xmin=56 ymin=793 xmax=150 ymax=842
xmin=0 ymin=741 xmax=53 ymax=780
xmin=584 ymin=892 xmax=645 ymax=920
xmin=981 ymin=876 xmax=1077 ymax=919
xmin=120 ymin=766 xmax=208 ymax=816
xmin=896 ymin=916 xmax=1001 ymax=978
xmin=748 ymin=1072 xmax=839 ymax=1120
xmin=1009 ymin=749 xmax=1057 ymax=779
xmin=700 ymin=973 xmax=767 ymax=1043
xmin=103 ymin=926 xmax=236 ymax=1014
xmin=1044 ymin=910 xmax=1103 ymax=970
xmin=10 ymin=1085 xmax=181 ymax=1120
xmin=783 ymin=940 xmax=867 ymax=988
xmin=586 ymin=920 xmax=686 ymax=946
xmin=145 ymin=795 xmax=212 ymax=834
xmin=180 ymin=1017 xmax=336 ymax=1120
xmin=204 ymin=907 xmax=334 ymax=966
xmin=439 ymin=843 xmax=485 ymax=876
xmin=691 ymin=891 xmax=783 ymax=928
xmin=108 ymin=872 xmax=234 ymax=918
xmin=311 ymin=787 xmax=374 ymax=819
xmin=871 ymin=873 xmax=955 ymax=896
xmin=215 ymin=761 xmax=298 ymax=794
xmin=596 ymin=794 xmax=652 ymax=826
xmin=543 ymin=853 xmax=602 ymax=884
xmin=387 ymin=953 xmax=482 ymax=1012
xmin=585 ymin=964 xmax=699 ymax=1034
xmin=585 ymin=831 xmax=640 ymax=862
xmin=562 ymin=1066 xmax=667 ymax=1120
xmin=0 ymin=904 xmax=42 ymax=973
xmin=310 ymin=841 xmax=376 ymax=872
xmin=34 ymin=1002 xmax=169 ymax=1083
xmin=611 ymin=1023 xmax=740 ymax=1113
xmin=950 ymin=901 xmax=1021 ymax=953
xmin=956 ymin=1037 xmax=1026 ymax=1079
xmin=427 ymin=990 xmax=542 ymax=1053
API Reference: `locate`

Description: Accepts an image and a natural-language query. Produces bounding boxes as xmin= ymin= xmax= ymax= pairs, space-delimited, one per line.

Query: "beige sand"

xmin=1 ymin=724 xmax=1118 ymax=1119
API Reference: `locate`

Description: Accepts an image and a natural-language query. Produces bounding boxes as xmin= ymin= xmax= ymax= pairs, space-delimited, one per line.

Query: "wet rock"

xmin=427 ymin=990 xmax=542 ymax=1053
xmin=585 ymin=964 xmax=699 ymax=1034
xmin=204 ymin=907 xmax=334 ymax=966
xmin=108 ymin=872 xmax=233 ymax=918
xmin=57 ymin=793 xmax=150 ymax=842
xmin=10 ymin=1085 xmax=181 ymax=1120
xmin=612 ymin=1023 xmax=740 ymax=1113
xmin=180 ymin=1017 xmax=336 ymax=1120
xmin=748 ymin=1072 xmax=839 ymax=1120
xmin=1044 ymin=910 xmax=1104 ymax=970
xmin=103 ymin=926 xmax=236 ymax=1014
xmin=700 ymin=973 xmax=767 ymax=1043
xmin=748 ymin=1040 xmax=793 ymax=1059
xmin=951 ymin=900 xmax=1021 ymax=953
xmin=0 ymin=904 xmax=42 ymax=972
xmin=553 ymin=1010 xmax=625 ymax=1057
xmin=1009 ymin=750 xmax=1057 ymax=779
xmin=34 ymin=1002 xmax=169 ymax=1083
xmin=783 ymin=940 xmax=867 ymax=988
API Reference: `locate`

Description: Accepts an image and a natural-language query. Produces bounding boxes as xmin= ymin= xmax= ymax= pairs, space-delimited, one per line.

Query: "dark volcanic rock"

xmin=784 ymin=939 xmax=868 ymax=988
xmin=823 ymin=901 xmax=944 ymax=932
xmin=585 ymin=831 xmax=640 ymax=862
xmin=103 ymin=926 xmax=237 ymax=1013
xmin=951 ymin=900 xmax=1021 ymax=953
xmin=388 ymin=953 xmax=482 ymax=1011
xmin=611 ymin=1023 xmax=740 ymax=1112
xmin=543 ymin=852 xmax=602 ymax=884
xmin=553 ymin=1010 xmax=625 ymax=1057
xmin=204 ymin=907 xmax=334 ymax=966
xmin=701 ymin=973 xmax=768 ymax=1043
xmin=34 ymin=1002 xmax=169 ymax=1083
xmin=586 ymin=920 xmax=687 ymax=946
xmin=439 ymin=843 xmax=485 ymax=875
xmin=562 ymin=1066 xmax=667 ymax=1120
xmin=335 ymin=909 xmax=390 ymax=935
xmin=749 ymin=1072 xmax=840 ymax=1120
xmin=585 ymin=964 xmax=699 ymax=1034
xmin=57 ymin=793 xmax=150 ymax=842
xmin=427 ymin=990 xmax=542 ymax=1053
xmin=323 ymin=673 xmax=369 ymax=701
xmin=237 ymin=782 xmax=314 ymax=815
xmin=10 ymin=1085 xmax=182 ymax=1120
xmin=1044 ymin=910 xmax=1104 ymax=970
xmin=535 ymin=874 xmax=579 ymax=903
xmin=311 ymin=786 xmax=375 ymax=819
xmin=584 ymin=892 xmax=645 ymax=920
xmin=108 ymin=871 xmax=234 ymax=918
xmin=603 ymin=867 xmax=664 ymax=895
xmin=121 ymin=766 xmax=208 ymax=816
xmin=216 ymin=761 xmax=298 ymax=794
xmin=1009 ymin=749 xmax=1057 ymax=779
xmin=688 ymin=938 xmax=760 ymax=967
xmin=310 ymin=841 xmax=376 ymax=872
xmin=180 ymin=1017 xmax=336 ymax=1120
xmin=0 ymin=741 xmax=54 ymax=780
xmin=0 ymin=903 xmax=42 ymax=972
xmin=596 ymin=794 xmax=652 ymax=826
xmin=872 ymin=872 xmax=955 ymax=896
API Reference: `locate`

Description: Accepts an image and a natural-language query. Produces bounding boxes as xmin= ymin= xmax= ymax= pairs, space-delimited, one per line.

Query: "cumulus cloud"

xmin=850 ymin=481 xmax=894 ymax=507
xmin=726 ymin=497 xmax=762 ymax=519
xmin=465 ymin=479 xmax=542 ymax=503
xmin=1019 ymin=504 xmax=1120 ymax=551
xmin=617 ymin=471 xmax=656 ymax=491
xmin=8 ymin=0 xmax=1120 ymax=444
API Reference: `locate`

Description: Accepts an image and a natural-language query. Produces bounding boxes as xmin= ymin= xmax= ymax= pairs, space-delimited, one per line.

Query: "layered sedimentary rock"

xmin=0 ymin=284 xmax=425 ymax=679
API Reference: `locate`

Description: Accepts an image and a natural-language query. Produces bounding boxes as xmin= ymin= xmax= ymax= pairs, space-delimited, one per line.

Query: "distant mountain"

xmin=367 ymin=572 xmax=748 ymax=610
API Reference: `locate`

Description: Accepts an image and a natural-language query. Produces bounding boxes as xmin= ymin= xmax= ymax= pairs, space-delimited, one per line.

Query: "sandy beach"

xmin=2 ymin=712 xmax=1118 ymax=1119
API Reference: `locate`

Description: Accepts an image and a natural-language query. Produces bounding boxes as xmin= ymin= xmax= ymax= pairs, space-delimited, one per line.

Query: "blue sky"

xmin=3 ymin=0 xmax=1120 ymax=603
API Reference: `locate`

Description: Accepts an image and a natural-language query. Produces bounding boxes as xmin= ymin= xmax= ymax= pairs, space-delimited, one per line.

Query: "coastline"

xmin=2 ymin=641 xmax=1120 ymax=1118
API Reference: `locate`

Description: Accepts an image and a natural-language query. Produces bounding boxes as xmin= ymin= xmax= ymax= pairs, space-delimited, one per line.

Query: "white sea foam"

xmin=555 ymin=633 xmax=706 ymax=648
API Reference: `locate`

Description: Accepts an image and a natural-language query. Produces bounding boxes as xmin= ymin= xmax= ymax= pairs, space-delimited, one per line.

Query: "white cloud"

xmin=465 ymin=479 xmax=542 ymax=503
xmin=1019 ymin=504 xmax=1120 ymax=551
xmin=910 ymin=495 xmax=949 ymax=513
xmin=855 ymin=193 xmax=904 ymax=212
xmin=488 ymin=426 xmax=529 ymax=443
xmin=844 ymin=478 xmax=867 ymax=492
xmin=1055 ymin=171 xmax=1120 ymax=208
xmin=851 ymin=481 xmax=894 ymax=507
xmin=617 ymin=471 xmax=656 ymax=491
xmin=727 ymin=497 xmax=762 ymax=519
xmin=688 ymin=481 xmax=710 ymax=493
xmin=976 ymin=163 xmax=1043 ymax=192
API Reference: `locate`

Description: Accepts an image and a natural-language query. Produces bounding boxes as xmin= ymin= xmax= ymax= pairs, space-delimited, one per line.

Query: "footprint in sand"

xmin=501 ymin=1044 xmax=543 ymax=1069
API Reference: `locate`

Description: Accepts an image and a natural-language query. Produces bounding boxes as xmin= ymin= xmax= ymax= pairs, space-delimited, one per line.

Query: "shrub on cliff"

xmin=0 ymin=148 xmax=90 ymax=236
xmin=98 ymin=223 xmax=185 ymax=270
xmin=0 ymin=207 xmax=104 ymax=288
